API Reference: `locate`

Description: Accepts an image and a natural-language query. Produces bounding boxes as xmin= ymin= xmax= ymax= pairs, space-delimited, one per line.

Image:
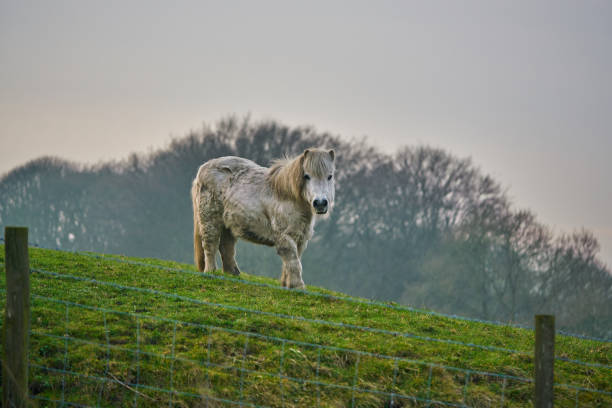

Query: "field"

xmin=1 ymin=245 xmax=611 ymax=407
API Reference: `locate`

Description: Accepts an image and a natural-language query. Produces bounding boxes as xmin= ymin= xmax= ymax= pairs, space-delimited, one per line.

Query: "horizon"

xmin=1 ymin=0 xmax=611 ymax=266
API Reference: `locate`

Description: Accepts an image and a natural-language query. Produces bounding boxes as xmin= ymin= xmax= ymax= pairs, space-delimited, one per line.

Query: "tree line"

xmin=1 ymin=116 xmax=610 ymax=338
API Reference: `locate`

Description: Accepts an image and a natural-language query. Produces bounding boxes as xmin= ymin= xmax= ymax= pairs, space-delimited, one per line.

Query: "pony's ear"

xmin=328 ymin=149 xmax=335 ymax=161
xmin=303 ymin=149 xmax=310 ymax=157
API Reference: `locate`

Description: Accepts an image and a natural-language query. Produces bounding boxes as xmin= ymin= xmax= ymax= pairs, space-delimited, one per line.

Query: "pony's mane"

xmin=266 ymin=149 xmax=334 ymax=203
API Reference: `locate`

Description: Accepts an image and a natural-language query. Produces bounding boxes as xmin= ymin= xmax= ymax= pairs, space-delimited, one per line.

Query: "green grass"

xmin=0 ymin=246 xmax=610 ymax=407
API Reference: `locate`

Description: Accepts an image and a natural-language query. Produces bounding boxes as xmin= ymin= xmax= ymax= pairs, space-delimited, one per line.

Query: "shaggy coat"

xmin=191 ymin=148 xmax=335 ymax=288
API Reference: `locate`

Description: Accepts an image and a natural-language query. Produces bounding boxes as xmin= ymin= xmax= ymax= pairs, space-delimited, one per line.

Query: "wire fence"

xmin=1 ymin=240 xmax=611 ymax=407
xmin=26 ymin=295 xmax=523 ymax=408
xmin=1 ymin=236 xmax=610 ymax=344
xmin=24 ymin=265 xmax=612 ymax=371
xmin=22 ymin=294 xmax=611 ymax=408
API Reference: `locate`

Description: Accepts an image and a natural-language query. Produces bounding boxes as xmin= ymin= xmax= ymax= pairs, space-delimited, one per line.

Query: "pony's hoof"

xmin=224 ymin=266 xmax=240 ymax=276
xmin=289 ymin=280 xmax=306 ymax=290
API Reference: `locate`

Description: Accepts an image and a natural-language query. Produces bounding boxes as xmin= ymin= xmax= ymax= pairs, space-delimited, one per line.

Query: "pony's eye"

xmin=327 ymin=175 xmax=333 ymax=180
xmin=304 ymin=174 xmax=311 ymax=180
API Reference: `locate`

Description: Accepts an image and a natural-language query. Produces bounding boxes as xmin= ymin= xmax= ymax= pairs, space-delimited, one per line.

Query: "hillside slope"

xmin=3 ymin=119 xmax=610 ymax=341
xmin=0 ymin=246 xmax=610 ymax=407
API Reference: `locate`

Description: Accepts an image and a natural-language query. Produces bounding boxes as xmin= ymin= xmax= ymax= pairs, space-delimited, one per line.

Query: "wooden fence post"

xmin=534 ymin=314 xmax=554 ymax=408
xmin=2 ymin=226 xmax=30 ymax=408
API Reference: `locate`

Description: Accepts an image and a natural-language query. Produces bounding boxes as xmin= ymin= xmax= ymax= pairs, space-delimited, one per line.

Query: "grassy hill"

xmin=0 ymin=246 xmax=610 ymax=407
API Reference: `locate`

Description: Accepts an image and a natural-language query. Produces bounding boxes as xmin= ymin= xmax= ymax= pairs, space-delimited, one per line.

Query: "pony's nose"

xmin=313 ymin=199 xmax=328 ymax=212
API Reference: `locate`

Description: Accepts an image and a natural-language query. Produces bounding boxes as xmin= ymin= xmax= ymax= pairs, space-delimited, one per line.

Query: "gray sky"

xmin=1 ymin=0 xmax=611 ymax=266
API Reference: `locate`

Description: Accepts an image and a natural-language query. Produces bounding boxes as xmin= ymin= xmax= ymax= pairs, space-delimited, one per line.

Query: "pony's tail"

xmin=192 ymin=179 xmax=206 ymax=272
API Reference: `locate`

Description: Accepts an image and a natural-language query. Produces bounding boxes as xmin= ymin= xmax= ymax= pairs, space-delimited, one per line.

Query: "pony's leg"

xmin=219 ymin=227 xmax=240 ymax=276
xmin=297 ymin=239 xmax=307 ymax=257
xmin=197 ymin=186 xmax=224 ymax=273
xmin=201 ymin=222 xmax=221 ymax=273
xmin=276 ymin=235 xmax=305 ymax=289
xmin=280 ymin=267 xmax=288 ymax=287
xmin=280 ymin=241 xmax=307 ymax=287
xmin=280 ymin=265 xmax=290 ymax=287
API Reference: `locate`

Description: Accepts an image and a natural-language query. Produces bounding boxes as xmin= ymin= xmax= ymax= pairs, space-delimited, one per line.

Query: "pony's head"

xmin=268 ymin=148 xmax=336 ymax=215
xmin=301 ymin=148 xmax=335 ymax=215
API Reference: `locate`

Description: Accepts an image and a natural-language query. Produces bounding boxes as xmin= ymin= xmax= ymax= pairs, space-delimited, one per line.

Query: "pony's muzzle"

xmin=313 ymin=198 xmax=328 ymax=214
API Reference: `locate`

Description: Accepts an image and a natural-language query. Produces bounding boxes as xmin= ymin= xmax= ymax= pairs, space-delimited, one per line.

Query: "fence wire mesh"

xmin=0 ymin=243 xmax=611 ymax=407
xmin=27 ymin=295 xmax=534 ymax=407
xmin=20 ymin=292 xmax=612 ymax=407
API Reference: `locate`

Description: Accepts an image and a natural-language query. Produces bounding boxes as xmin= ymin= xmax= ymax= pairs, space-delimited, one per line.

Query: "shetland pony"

xmin=191 ymin=148 xmax=336 ymax=288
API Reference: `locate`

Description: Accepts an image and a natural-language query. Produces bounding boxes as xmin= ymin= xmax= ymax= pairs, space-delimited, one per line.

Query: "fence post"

xmin=2 ymin=226 xmax=30 ymax=408
xmin=534 ymin=314 xmax=554 ymax=408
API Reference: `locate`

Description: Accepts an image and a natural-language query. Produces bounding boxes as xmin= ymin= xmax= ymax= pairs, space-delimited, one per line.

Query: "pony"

xmin=191 ymin=148 xmax=336 ymax=288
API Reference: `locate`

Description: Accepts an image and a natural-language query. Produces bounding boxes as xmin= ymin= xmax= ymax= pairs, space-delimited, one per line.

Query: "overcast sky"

xmin=1 ymin=0 xmax=611 ymax=266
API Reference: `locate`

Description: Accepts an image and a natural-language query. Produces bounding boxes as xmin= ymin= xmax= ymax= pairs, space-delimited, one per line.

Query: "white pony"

xmin=191 ymin=148 xmax=336 ymax=288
